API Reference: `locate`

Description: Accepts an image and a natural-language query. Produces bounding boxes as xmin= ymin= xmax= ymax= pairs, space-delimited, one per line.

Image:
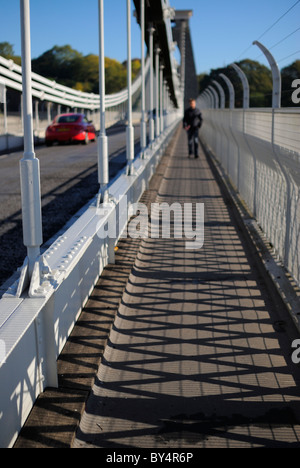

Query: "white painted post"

xmin=253 ymin=41 xmax=281 ymax=108
xmin=0 ymin=82 xmax=8 ymax=133
xmin=160 ymin=65 xmax=165 ymax=133
xmin=148 ymin=26 xmax=155 ymax=145
xmin=4 ymin=86 xmax=7 ymax=134
xmin=47 ymin=101 xmax=51 ymax=124
xmin=165 ymin=81 xmax=169 ymax=128
xmin=20 ymin=94 xmax=24 ymax=132
xmin=219 ymin=73 xmax=235 ymax=109
xmin=204 ymin=90 xmax=212 ymax=108
xmin=230 ymin=63 xmax=250 ymax=109
xmin=160 ymin=65 xmax=164 ymax=133
xmin=35 ymin=100 xmax=39 ymax=133
xmin=19 ymin=0 xmax=43 ymax=276
xmin=203 ymin=89 xmax=213 ymax=108
xmin=208 ymin=85 xmax=219 ymax=109
xmin=140 ymin=0 xmax=147 ymax=156
xmin=155 ymin=47 xmax=161 ymax=137
xmin=212 ymin=80 xmax=225 ymax=109
xmin=126 ymin=0 xmax=135 ymax=172
xmin=98 ymin=0 xmax=109 ymax=193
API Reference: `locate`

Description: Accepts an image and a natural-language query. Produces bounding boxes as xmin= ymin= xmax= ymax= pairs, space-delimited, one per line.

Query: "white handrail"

xmin=0 ymin=55 xmax=150 ymax=110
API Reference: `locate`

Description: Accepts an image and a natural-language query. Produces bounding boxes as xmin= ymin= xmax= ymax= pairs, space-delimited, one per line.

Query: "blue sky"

xmin=0 ymin=0 xmax=299 ymax=74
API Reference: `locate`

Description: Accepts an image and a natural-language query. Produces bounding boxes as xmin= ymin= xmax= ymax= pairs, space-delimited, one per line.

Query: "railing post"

xmin=208 ymin=85 xmax=219 ymax=109
xmin=98 ymin=0 xmax=109 ymax=196
xmin=35 ymin=100 xmax=39 ymax=133
xmin=20 ymin=94 xmax=24 ymax=132
xmin=219 ymin=73 xmax=235 ymax=109
xmin=165 ymin=80 xmax=169 ymax=128
xmin=126 ymin=0 xmax=135 ymax=172
xmin=19 ymin=0 xmax=43 ymax=277
xmin=230 ymin=63 xmax=250 ymax=109
xmin=155 ymin=47 xmax=161 ymax=138
xmin=148 ymin=26 xmax=155 ymax=145
xmin=140 ymin=0 xmax=147 ymax=156
xmin=47 ymin=101 xmax=51 ymax=124
xmin=212 ymin=80 xmax=225 ymax=109
xmin=0 ymin=81 xmax=8 ymax=133
xmin=253 ymin=40 xmax=281 ymax=108
xmin=198 ymin=92 xmax=207 ymax=109
xmin=204 ymin=89 xmax=213 ymax=108
xmin=206 ymin=91 xmax=212 ymax=108
xmin=160 ymin=65 xmax=164 ymax=134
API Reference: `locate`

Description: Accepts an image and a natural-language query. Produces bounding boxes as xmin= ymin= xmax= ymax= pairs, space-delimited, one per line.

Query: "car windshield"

xmin=57 ymin=115 xmax=81 ymax=124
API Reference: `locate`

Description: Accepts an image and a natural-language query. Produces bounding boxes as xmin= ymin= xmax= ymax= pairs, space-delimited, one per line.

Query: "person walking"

xmin=183 ymin=98 xmax=203 ymax=159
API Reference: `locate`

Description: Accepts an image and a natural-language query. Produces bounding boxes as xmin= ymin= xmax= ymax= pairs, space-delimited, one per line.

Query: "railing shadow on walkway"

xmin=74 ymin=234 xmax=300 ymax=448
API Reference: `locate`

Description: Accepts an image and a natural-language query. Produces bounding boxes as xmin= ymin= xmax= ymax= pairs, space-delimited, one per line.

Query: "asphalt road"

xmin=0 ymin=124 xmax=141 ymax=288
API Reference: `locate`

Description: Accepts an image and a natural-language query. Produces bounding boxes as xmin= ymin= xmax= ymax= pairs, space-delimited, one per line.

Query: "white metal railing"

xmin=0 ymin=55 xmax=150 ymax=110
xmin=200 ymin=107 xmax=300 ymax=289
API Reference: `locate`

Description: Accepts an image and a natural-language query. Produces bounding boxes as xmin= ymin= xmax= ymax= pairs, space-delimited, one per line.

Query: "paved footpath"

xmin=71 ymin=127 xmax=300 ymax=448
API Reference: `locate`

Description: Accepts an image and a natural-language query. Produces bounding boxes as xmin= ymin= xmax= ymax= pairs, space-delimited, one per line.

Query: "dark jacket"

xmin=183 ymin=106 xmax=203 ymax=130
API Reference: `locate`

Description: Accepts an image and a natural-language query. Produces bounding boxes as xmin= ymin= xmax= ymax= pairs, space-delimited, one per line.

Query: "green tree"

xmin=73 ymin=54 xmax=99 ymax=93
xmin=0 ymin=41 xmax=21 ymax=65
xmin=0 ymin=42 xmax=14 ymax=58
xmin=32 ymin=45 xmax=83 ymax=86
xmin=105 ymin=57 xmax=127 ymax=94
xmin=131 ymin=59 xmax=141 ymax=78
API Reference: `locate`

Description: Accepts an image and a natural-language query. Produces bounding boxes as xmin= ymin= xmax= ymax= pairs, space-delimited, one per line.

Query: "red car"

xmin=45 ymin=113 xmax=96 ymax=146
